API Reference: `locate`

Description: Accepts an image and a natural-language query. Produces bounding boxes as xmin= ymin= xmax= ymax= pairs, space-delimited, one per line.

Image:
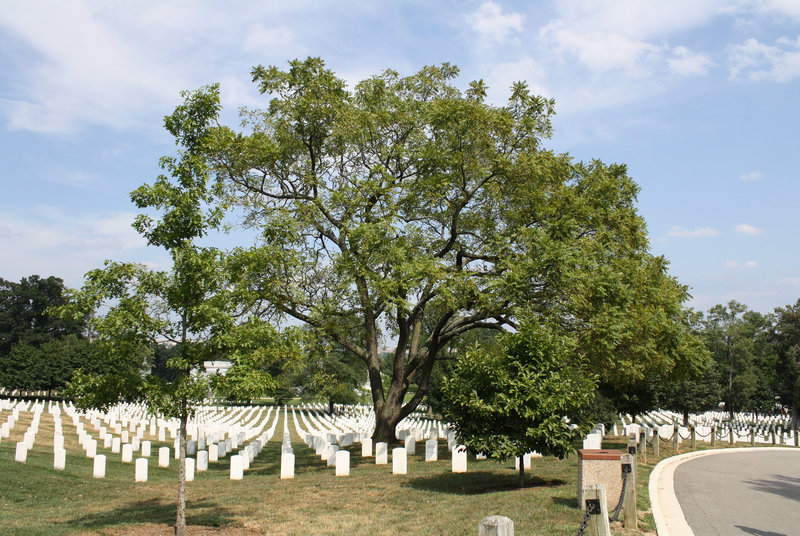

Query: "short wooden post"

xmin=750 ymin=427 xmax=756 ymax=446
xmin=729 ymin=426 xmax=735 ymax=446
xmin=653 ymin=431 xmax=660 ymax=457
xmin=638 ymin=431 xmax=647 ymax=464
xmin=795 ymin=429 xmax=799 ymax=447
xmin=583 ymin=484 xmax=612 ymax=536
xmin=478 ymin=515 xmax=514 ymax=536
xmin=626 ymin=437 xmax=637 ymax=457
xmin=620 ymin=454 xmax=637 ymax=529
xmin=673 ymin=425 xmax=679 ymax=451
xmin=771 ymin=430 xmax=776 ymax=446
xmin=690 ymin=425 xmax=696 ymax=449
xmin=710 ymin=426 xmax=716 ymax=447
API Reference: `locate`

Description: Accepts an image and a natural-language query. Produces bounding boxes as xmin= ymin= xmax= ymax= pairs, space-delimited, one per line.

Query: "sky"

xmin=1 ymin=0 xmax=798 ymax=315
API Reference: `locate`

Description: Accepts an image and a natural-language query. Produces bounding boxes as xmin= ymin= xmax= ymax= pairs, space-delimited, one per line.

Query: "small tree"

xmin=442 ymin=323 xmax=596 ymax=487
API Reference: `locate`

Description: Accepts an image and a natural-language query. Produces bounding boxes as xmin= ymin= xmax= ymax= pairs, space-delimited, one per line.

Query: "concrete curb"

xmin=649 ymin=447 xmax=792 ymax=536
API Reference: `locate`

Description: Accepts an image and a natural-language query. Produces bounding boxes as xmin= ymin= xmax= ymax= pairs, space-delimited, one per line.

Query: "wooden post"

xmin=620 ymin=453 xmax=637 ymax=529
xmin=653 ymin=430 xmax=660 ymax=457
xmin=639 ymin=430 xmax=647 ymax=464
xmin=673 ymin=424 xmax=679 ymax=451
xmin=711 ymin=426 xmax=716 ymax=447
xmin=690 ymin=425 xmax=696 ymax=449
xmin=729 ymin=426 xmax=735 ymax=446
xmin=750 ymin=427 xmax=755 ymax=447
xmin=795 ymin=430 xmax=799 ymax=447
xmin=583 ymin=484 xmax=612 ymax=536
xmin=771 ymin=430 xmax=776 ymax=445
xmin=478 ymin=515 xmax=514 ymax=536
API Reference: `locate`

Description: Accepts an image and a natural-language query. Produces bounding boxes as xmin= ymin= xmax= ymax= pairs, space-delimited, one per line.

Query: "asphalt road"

xmin=673 ymin=449 xmax=800 ymax=536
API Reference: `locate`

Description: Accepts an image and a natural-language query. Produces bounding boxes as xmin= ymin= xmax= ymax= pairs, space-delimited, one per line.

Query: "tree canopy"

xmin=163 ymin=57 xmax=709 ymax=441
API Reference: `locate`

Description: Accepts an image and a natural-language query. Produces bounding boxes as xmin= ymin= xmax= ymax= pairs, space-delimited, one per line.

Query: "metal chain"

xmin=576 ymin=508 xmax=592 ymax=536
xmin=609 ymin=470 xmax=629 ymax=522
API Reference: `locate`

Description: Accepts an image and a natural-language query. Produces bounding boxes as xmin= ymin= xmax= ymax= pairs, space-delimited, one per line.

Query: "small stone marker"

xmin=335 ymin=450 xmax=350 ymax=476
xmin=186 ymin=457 xmax=195 ymax=481
xmin=230 ymin=455 xmax=244 ymax=480
xmin=112 ymin=437 xmax=121 ymax=453
xmin=392 ymin=447 xmax=407 ymax=475
xmin=209 ymin=444 xmax=219 ymax=462
xmin=280 ymin=452 xmax=295 ymax=479
xmin=425 ymin=439 xmax=438 ymax=461
xmin=326 ymin=444 xmax=339 ymax=467
xmin=452 ymin=445 xmax=468 ymax=473
xmin=478 ymin=515 xmax=514 ymax=536
xmin=93 ymin=454 xmax=107 ymax=478
xmin=135 ymin=458 xmax=148 ymax=482
xmin=376 ymin=442 xmax=388 ymax=464
xmin=158 ymin=446 xmax=170 ymax=467
xmin=141 ymin=440 xmax=151 ymax=457
xmin=86 ymin=439 xmax=97 ymax=458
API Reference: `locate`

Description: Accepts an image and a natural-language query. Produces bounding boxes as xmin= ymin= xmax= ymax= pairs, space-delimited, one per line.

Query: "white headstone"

xmin=425 ymin=439 xmax=438 ymax=462
xmin=197 ymin=450 xmax=209 ymax=471
xmin=376 ymin=442 xmax=388 ymax=465
xmin=141 ymin=440 xmax=151 ymax=457
xmin=404 ymin=435 xmax=416 ymax=455
xmin=452 ymin=445 xmax=467 ymax=473
xmin=111 ymin=437 xmax=121 ymax=453
xmin=121 ymin=443 xmax=133 ymax=463
xmin=158 ymin=447 xmax=170 ymax=467
xmin=14 ymin=442 xmax=27 ymax=463
xmin=135 ymin=458 xmax=148 ymax=482
xmin=326 ymin=445 xmax=339 ymax=467
xmin=280 ymin=452 xmax=295 ymax=479
xmin=209 ymin=444 xmax=219 ymax=462
xmin=186 ymin=439 xmax=197 ymax=456
xmin=93 ymin=454 xmax=106 ymax=478
xmin=186 ymin=457 xmax=195 ymax=481
xmin=361 ymin=437 xmax=373 ymax=457
xmin=54 ymin=447 xmax=66 ymax=470
xmin=335 ymin=450 xmax=350 ymax=476
xmin=86 ymin=439 xmax=97 ymax=458
xmin=392 ymin=447 xmax=407 ymax=475
xmin=230 ymin=455 xmax=244 ymax=480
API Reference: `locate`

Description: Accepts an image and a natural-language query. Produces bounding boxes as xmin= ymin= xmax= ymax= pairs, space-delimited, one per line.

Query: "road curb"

xmin=649 ymin=446 xmax=792 ymax=536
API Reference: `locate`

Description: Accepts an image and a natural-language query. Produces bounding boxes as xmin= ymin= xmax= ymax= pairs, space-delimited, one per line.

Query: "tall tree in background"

xmin=0 ymin=275 xmax=90 ymax=393
xmin=772 ymin=299 xmax=800 ymax=429
xmin=703 ymin=301 xmax=774 ymax=418
xmin=201 ymin=58 xmax=702 ymax=442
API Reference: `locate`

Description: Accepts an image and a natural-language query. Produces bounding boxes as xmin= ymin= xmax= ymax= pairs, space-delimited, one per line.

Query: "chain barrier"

xmin=609 ymin=469 xmax=629 ymax=522
xmin=575 ymin=507 xmax=592 ymax=536
xmin=679 ymin=430 xmax=692 ymax=440
xmin=694 ymin=428 xmax=712 ymax=438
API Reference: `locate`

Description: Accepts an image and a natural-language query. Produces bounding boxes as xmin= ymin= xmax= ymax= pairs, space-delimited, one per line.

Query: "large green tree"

xmin=442 ymin=324 xmax=596 ymax=487
xmin=169 ymin=58 xmax=702 ymax=442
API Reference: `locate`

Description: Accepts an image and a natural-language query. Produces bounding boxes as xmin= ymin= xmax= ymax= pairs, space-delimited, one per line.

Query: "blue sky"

xmin=1 ymin=0 xmax=798 ymax=314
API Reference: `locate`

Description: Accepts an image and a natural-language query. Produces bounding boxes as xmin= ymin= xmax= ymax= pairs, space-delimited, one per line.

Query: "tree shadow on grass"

xmin=58 ymin=497 xmax=238 ymax=532
xmin=405 ymin=471 xmax=567 ymax=495
xmin=552 ymin=496 xmax=580 ymax=509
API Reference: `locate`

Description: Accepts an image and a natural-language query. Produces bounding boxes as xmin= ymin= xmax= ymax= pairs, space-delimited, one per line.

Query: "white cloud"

xmin=725 ymin=260 xmax=740 ymax=269
xmin=668 ymin=46 xmax=714 ymax=76
xmin=0 ymin=208 xmax=158 ymax=287
xmin=735 ymin=223 xmax=764 ymax=235
xmin=745 ymin=260 xmax=758 ymax=268
xmin=243 ymin=24 xmax=297 ymax=54
xmin=740 ymin=170 xmax=764 ymax=181
xmin=728 ymin=35 xmax=800 ymax=82
xmin=464 ymin=2 xmax=524 ymax=43
xmin=665 ymin=225 xmax=720 ymax=238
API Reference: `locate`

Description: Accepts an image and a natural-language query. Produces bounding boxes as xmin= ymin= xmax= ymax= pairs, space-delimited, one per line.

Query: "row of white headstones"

xmin=619 ymin=409 xmax=797 ymax=445
xmin=4 ymin=399 xmax=545 ymax=482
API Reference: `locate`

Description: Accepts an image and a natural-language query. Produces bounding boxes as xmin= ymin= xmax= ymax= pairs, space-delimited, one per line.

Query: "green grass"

xmin=2 ymin=410 xmax=785 ymax=536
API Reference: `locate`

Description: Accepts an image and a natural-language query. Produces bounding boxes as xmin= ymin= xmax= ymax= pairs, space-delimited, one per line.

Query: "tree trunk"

xmin=373 ymin=409 xmax=401 ymax=445
xmin=328 ymin=399 xmax=334 ymax=415
xmin=518 ymin=456 xmax=525 ymax=488
xmin=175 ymin=405 xmax=187 ymax=536
xmin=683 ymin=409 xmax=689 ymax=427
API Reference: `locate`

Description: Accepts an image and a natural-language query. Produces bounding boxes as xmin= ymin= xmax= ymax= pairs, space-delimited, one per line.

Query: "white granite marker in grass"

xmin=335 ymin=450 xmax=350 ymax=476
xmin=392 ymin=447 xmax=407 ymax=475
xmin=376 ymin=442 xmax=388 ymax=465
xmin=158 ymin=447 xmax=170 ymax=468
xmin=135 ymin=458 xmax=148 ymax=482
xmin=93 ymin=454 xmax=106 ymax=478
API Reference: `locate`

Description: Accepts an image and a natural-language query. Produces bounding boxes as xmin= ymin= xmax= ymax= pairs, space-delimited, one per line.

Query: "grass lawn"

xmin=0 ymin=406 xmax=743 ymax=536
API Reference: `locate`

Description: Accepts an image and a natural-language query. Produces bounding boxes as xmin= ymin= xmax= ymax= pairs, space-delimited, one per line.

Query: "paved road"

xmin=673 ymin=449 xmax=800 ymax=536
